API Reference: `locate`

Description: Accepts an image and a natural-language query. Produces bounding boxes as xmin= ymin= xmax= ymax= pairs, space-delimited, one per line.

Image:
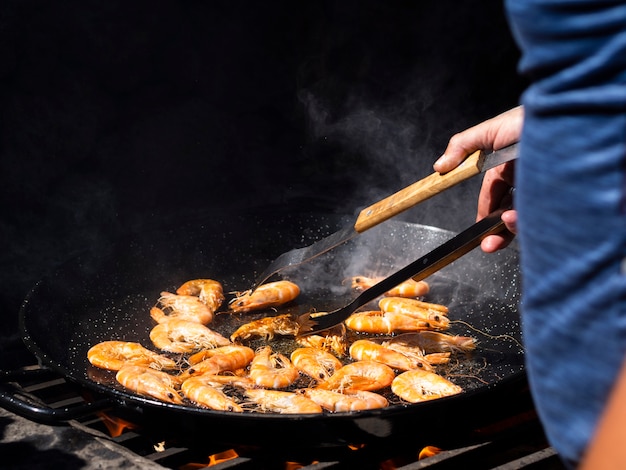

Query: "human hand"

xmin=433 ymin=106 xmax=523 ymax=252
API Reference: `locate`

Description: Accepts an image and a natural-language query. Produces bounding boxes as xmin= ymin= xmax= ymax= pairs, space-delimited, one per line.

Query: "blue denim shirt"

xmin=504 ymin=0 xmax=626 ymax=466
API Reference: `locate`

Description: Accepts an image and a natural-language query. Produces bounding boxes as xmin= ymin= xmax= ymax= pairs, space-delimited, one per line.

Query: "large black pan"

xmin=1 ymin=209 xmax=526 ymax=450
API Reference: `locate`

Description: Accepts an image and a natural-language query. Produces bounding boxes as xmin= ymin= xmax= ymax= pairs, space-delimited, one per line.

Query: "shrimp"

xmin=317 ymin=360 xmax=395 ymax=393
xmin=245 ymin=389 xmax=323 ymax=414
xmin=300 ymin=388 xmax=388 ymax=412
xmin=391 ymin=369 xmax=462 ymax=403
xmin=151 ymin=291 xmax=214 ymax=325
xmin=372 ymin=339 xmax=451 ymax=366
xmin=229 ymin=314 xmax=300 ymax=342
xmin=229 ymin=280 xmax=300 ymax=313
xmin=351 ymin=276 xmax=430 ymax=298
xmin=87 ymin=340 xmax=178 ymax=371
xmin=344 ymin=310 xmax=440 ymax=334
xmin=421 ymin=352 xmax=452 ymax=365
xmin=295 ymin=321 xmax=348 ymax=357
xmin=176 ymin=279 xmax=224 ymax=313
xmin=290 ymin=347 xmax=343 ymax=381
xmin=181 ymin=344 xmax=255 ymax=378
xmin=149 ymin=319 xmax=231 ymax=354
xmin=181 ymin=376 xmax=243 ymax=412
xmin=379 ymin=297 xmax=450 ymax=329
xmin=248 ymin=346 xmax=300 ymax=389
xmin=116 ymin=365 xmax=183 ymax=404
xmin=187 ymin=374 xmax=254 ymax=389
xmin=349 ymin=339 xmax=433 ymax=372
xmin=383 ymin=331 xmax=477 ymax=355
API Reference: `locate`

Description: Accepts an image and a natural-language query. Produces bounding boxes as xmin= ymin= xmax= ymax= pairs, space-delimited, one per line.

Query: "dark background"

xmin=0 ymin=1 xmax=526 ymax=363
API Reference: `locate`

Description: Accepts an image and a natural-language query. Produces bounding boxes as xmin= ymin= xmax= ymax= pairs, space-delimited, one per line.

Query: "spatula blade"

xmin=250 ymin=225 xmax=358 ymax=291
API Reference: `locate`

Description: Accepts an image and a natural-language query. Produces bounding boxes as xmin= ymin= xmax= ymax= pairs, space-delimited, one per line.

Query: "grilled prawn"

xmin=245 ymin=389 xmax=323 ymax=414
xmin=181 ymin=376 xmax=243 ymax=412
xmin=391 ymin=369 xmax=462 ymax=403
xmin=149 ymin=319 xmax=231 ymax=354
xmin=351 ymin=276 xmax=430 ymax=298
xmin=176 ymin=279 xmax=224 ymax=313
xmin=87 ymin=341 xmax=178 ymax=371
xmin=229 ymin=314 xmax=300 ymax=342
xmin=300 ymin=388 xmax=388 ymax=412
xmin=151 ymin=291 xmax=215 ymax=325
xmin=317 ymin=360 xmax=395 ymax=393
xmin=383 ymin=331 xmax=477 ymax=355
xmin=344 ymin=310 xmax=446 ymax=334
xmin=229 ymin=280 xmax=300 ymax=313
xmin=295 ymin=322 xmax=348 ymax=357
xmin=379 ymin=297 xmax=449 ymax=328
xmin=116 ymin=365 xmax=183 ymax=404
xmin=181 ymin=344 xmax=255 ymax=378
xmin=290 ymin=347 xmax=343 ymax=381
xmin=248 ymin=346 xmax=300 ymax=389
xmin=349 ymin=339 xmax=433 ymax=372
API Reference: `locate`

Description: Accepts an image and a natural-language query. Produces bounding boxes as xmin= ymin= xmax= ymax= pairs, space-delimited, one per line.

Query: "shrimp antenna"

xmin=450 ymin=320 xmax=524 ymax=350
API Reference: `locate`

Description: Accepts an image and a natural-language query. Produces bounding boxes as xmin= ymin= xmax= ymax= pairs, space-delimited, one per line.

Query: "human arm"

xmin=433 ymin=106 xmax=523 ymax=252
xmin=580 ymin=357 xmax=626 ymax=469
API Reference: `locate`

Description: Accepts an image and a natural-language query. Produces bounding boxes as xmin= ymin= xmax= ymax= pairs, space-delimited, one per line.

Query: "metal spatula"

xmin=297 ymin=208 xmax=507 ymax=336
xmin=251 ymin=143 xmax=518 ymax=291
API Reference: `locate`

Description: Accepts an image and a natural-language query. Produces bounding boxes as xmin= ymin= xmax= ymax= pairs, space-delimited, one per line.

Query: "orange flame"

xmin=208 ymin=449 xmax=239 ymax=466
xmin=348 ymin=443 xmax=366 ymax=451
xmin=178 ymin=449 xmax=240 ymax=470
xmin=96 ymin=412 xmax=139 ymax=438
xmin=419 ymin=445 xmax=442 ymax=460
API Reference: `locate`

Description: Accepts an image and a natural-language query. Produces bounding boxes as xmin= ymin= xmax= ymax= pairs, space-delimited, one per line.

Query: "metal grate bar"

xmin=2 ymin=364 xmax=564 ymax=470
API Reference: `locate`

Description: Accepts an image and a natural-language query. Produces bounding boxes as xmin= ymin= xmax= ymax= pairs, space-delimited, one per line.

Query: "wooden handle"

xmin=354 ymin=149 xmax=484 ymax=233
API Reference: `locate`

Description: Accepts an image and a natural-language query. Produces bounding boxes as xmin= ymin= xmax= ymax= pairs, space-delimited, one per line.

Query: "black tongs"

xmin=298 ymin=209 xmax=507 ymax=336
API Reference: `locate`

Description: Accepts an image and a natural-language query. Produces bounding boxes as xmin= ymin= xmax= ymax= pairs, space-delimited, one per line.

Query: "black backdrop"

xmin=0 ymin=1 xmax=526 ymax=361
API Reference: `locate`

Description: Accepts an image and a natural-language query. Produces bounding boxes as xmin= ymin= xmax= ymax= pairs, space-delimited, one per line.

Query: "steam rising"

xmin=282 ymin=220 xmax=455 ymax=308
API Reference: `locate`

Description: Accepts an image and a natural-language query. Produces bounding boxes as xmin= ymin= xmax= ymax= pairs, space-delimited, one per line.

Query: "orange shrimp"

xmin=151 ymin=291 xmax=214 ymax=325
xmin=420 ymin=352 xmax=452 ymax=365
xmin=181 ymin=376 xmax=243 ymax=412
xmin=317 ymin=360 xmax=395 ymax=393
xmin=344 ymin=310 xmax=439 ymax=334
xmin=149 ymin=319 xmax=231 ymax=354
xmin=248 ymin=346 xmax=299 ymax=389
xmin=245 ymin=389 xmax=323 ymax=414
xmin=349 ymin=339 xmax=433 ymax=372
xmin=300 ymin=388 xmax=388 ymax=412
xmin=116 ymin=365 xmax=183 ymax=404
xmin=186 ymin=374 xmax=254 ymax=389
xmin=379 ymin=297 xmax=450 ymax=329
xmin=351 ymin=276 xmax=430 ymax=298
xmin=295 ymin=322 xmax=348 ymax=357
xmin=181 ymin=344 xmax=255 ymax=378
xmin=383 ymin=331 xmax=477 ymax=354
xmin=290 ymin=347 xmax=343 ymax=381
xmin=87 ymin=341 xmax=178 ymax=371
xmin=176 ymin=279 xmax=224 ymax=313
xmin=391 ymin=369 xmax=462 ymax=403
xmin=375 ymin=339 xmax=451 ymax=365
xmin=229 ymin=280 xmax=300 ymax=313
xmin=229 ymin=314 xmax=300 ymax=342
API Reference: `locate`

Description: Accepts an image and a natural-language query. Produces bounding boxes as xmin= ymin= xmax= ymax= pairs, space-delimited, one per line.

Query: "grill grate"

xmin=0 ymin=364 xmax=566 ymax=470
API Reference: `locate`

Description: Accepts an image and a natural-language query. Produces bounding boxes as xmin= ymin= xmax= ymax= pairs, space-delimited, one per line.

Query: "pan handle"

xmin=0 ymin=367 xmax=113 ymax=424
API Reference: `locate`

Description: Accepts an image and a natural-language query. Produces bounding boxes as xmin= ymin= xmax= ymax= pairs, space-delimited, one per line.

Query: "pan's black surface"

xmin=16 ymin=209 xmax=525 ymax=448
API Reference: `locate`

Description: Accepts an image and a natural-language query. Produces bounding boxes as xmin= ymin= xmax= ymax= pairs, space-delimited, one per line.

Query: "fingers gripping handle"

xmin=354 ymin=149 xmax=484 ymax=233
